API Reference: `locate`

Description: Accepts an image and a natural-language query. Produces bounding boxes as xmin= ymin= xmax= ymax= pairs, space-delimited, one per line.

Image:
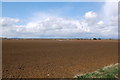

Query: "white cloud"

xmin=84 ymin=11 xmax=97 ymax=19
xmin=97 ymin=21 xmax=104 ymax=25
xmin=1 ymin=17 xmax=20 ymax=27
xmin=102 ymin=1 xmax=118 ymax=22
xmin=1 ymin=16 xmax=90 ymax=38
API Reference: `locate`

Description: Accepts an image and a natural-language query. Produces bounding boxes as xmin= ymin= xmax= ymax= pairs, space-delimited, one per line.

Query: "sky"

xmin=1 ymin=1 xmax=118 ymax=38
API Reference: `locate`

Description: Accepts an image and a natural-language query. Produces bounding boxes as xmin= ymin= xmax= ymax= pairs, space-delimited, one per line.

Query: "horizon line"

xmin=1 ymin=37 xmax=118 ymax=39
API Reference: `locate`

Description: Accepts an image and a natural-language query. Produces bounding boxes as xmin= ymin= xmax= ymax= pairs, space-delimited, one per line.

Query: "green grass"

xmin=74 ymin=63 xmax=119 ymax=79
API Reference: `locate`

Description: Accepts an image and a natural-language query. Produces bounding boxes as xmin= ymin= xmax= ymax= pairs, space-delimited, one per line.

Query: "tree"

xmin=93 ymin=38 xmax=97 ymax=40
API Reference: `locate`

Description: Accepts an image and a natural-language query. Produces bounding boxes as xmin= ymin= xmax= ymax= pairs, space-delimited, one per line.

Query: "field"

xmin=2 ymin=39 xmax=118 ymax=78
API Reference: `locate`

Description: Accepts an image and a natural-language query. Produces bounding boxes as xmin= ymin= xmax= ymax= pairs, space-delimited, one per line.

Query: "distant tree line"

xmin=1 ymin=37 xmax=114 ymax=40
xmin=75 ymin=38 xmax=113 ymax=40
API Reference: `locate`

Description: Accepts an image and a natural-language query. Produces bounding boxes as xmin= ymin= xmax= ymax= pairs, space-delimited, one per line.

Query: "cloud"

xmin=84 ymin=11 xmax=97 ymax=19
xmin=1 ymin=13 xmax=117 ymax=38
xmin=1 ymin=17 xmax=20 ymax=27
xmin=0 ymin=16 xmax=89 ymax=38
xmin=97 ymin=21 xmax=104 ymax=25
xmin=102 ymin=0 xmax=118 ymax=22
xmin=98 ymin=0 xmax=118 ymax=38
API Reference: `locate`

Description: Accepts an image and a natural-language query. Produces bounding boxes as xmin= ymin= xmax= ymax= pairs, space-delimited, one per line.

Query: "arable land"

xmin=2 ymin=39 xmax=118 ymax=78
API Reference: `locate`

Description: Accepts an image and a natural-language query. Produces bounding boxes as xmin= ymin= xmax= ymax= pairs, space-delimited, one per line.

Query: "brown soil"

xmin=2 ymin=40 xmax=118 ymax=78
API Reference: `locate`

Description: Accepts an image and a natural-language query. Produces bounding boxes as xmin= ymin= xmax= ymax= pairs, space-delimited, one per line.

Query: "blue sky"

xmin=3 ymin=2 xmax=103 ymax=19
xmin=1 ymin=2 xmax=118 ymax=38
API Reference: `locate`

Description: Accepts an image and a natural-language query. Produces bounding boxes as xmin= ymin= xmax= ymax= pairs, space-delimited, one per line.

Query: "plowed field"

xmin=2 ymin=40 xmax=118 ymax=78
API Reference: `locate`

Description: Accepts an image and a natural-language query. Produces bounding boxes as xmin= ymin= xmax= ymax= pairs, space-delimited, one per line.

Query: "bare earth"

xmin=2 ymin=40 xmax=118 ymax=78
